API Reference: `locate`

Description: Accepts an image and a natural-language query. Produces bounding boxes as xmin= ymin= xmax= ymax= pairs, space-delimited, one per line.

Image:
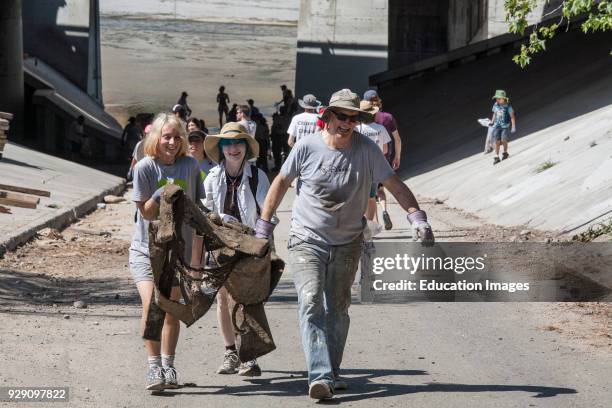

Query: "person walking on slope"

xmin=202 ymin=122 xmax=271 ymax=377
xmin=255 ymin=89 xmax=434 ymax=400
xmin=490 ymin=89 xmax=516 ymax=165
xmin=130 ymin=113 xmax=205 ymax=391
xmin=287 ymin=93 xmax=320 ymax=147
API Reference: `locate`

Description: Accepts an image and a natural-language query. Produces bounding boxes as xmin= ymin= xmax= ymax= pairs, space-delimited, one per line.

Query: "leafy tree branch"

xmin=505 ymin=0 xmax=611 ymax=67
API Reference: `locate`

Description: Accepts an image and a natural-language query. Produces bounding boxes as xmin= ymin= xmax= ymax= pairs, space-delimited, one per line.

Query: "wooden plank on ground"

xmin=0 ymin=183 xmax=51 ymax=197
xmin=0 ymin=190 xmax=39 ymax=209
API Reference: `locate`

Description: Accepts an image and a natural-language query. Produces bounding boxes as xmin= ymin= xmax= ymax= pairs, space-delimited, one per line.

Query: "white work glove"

xmin=511 ymin=126 xmax=516 ymax=133
xmin=221 ymin=214 xmax=239 ymax=224
xmin=407 ymin=210 xmax=435 ymax=247
xmin=364 ymin=220 xmax=382 ymax=241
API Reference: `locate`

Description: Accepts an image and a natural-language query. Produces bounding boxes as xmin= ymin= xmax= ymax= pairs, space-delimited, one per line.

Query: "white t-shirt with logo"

xmin=357 ymin=122 xmax=391 ymax=152
xmin=287 ymin=112 xmax=318 ymax=143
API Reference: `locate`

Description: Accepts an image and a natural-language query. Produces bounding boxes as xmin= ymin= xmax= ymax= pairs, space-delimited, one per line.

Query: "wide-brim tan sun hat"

xmin=323 ymin=88 xmax=373 ymax=122
xmin=359 ymin=100 xmax=380 ymax=114
xmin=204 ymin=122 xmax=259 ymax=164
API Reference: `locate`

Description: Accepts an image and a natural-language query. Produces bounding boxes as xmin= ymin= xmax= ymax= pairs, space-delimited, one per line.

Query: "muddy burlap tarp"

xmin=144 ymin=184 xmax=283 ymax=361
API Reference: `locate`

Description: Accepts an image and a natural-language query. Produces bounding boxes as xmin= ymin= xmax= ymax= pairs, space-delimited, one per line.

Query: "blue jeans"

xmin=492 ymin=126 xmax=511 ymax=141
xmin=289 ymin=235 xmax=362 ymax=387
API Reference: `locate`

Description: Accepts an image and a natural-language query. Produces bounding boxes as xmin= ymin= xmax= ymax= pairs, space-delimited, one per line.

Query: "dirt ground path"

xmin=0 ymin=188 xmax=610 ymax=407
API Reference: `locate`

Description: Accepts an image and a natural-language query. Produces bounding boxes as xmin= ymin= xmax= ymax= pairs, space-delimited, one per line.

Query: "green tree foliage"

xmin=505 ymin=0 xmax=612 ymax=67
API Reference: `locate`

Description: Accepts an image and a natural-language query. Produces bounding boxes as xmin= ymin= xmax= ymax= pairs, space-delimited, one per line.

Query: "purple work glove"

xmin=407 ymin=210 xmax=435 ymax=247
xmin=255 ymin=218 xmax=275 ymax=239
xmin=151 ymin=186 xmax=165 ymax=204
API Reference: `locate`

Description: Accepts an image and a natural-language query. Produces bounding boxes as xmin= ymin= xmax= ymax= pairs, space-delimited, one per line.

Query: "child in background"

xmin=490 ymin=90 xmax=516 ymax=165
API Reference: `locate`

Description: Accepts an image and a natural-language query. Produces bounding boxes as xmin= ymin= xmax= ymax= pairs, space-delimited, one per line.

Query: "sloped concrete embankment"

xmin=0 ymin=142 xmax=125 ymax=256
xmin=373 ymin=27 xmax=612 ymax=235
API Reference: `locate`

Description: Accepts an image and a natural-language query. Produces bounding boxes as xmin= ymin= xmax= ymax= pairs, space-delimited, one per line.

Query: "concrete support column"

xmin=0 ymin=0 xmax=24 ymax=139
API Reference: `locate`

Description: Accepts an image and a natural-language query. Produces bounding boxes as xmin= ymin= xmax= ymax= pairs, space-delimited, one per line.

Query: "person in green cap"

xmin=490 ymin=90 xmax=516 ymax=164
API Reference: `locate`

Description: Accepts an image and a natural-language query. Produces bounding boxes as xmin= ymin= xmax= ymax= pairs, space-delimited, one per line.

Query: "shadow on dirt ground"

xmin=0 ymin=268 xmax=139 ymax=307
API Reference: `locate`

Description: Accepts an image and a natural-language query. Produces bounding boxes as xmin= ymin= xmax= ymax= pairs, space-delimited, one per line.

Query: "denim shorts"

xmin=492 ymin=127 xmax=511 ymax=141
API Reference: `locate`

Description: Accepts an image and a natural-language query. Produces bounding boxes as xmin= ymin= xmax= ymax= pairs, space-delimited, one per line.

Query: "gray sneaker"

xmin=238 ymin=359 xmax=262 ymax=377
xmin=146 ymin=365 xmax=165 ymax=391
xmin=163 ymin=366 xmax=179 ymax=389
xmin=309 ymin=380 xmax=333 ymax=400
xmin=216 ymin=349 xmax=240 ymax=374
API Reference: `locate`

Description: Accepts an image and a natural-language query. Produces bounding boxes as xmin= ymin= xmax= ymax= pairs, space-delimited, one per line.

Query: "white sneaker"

xmin=146 ymin=366 xmax=165 ymax=391
xmin=238 ymin=359 xmax=262 ymax=376
xmin=216 ymin=349 xmax=240 ymax=374
xmin=163 ymin=366 xmax=179 ymax=389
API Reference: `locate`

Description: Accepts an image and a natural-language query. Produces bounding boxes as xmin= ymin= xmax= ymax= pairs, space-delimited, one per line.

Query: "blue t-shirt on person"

xmin=492 ymin=103 xmax=514 ymax=129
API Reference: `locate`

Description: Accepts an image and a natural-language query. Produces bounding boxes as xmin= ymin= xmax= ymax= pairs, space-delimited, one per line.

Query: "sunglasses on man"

xmin=331 ymin=110 xmax=360 ymax=123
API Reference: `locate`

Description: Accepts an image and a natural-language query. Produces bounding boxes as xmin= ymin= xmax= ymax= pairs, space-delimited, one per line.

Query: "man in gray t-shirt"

xmin=254 ymin=89 xmax=435 ymax=400
xmin=282 ymin=129 xmax=393 ymax=245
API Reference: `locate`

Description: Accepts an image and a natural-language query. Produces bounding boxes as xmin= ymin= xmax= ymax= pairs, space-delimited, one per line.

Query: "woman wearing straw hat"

xmin=130 ymin=113 xmax=205 ymax=391
xmin=203 ymin=122 xmax=271 ymax=377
